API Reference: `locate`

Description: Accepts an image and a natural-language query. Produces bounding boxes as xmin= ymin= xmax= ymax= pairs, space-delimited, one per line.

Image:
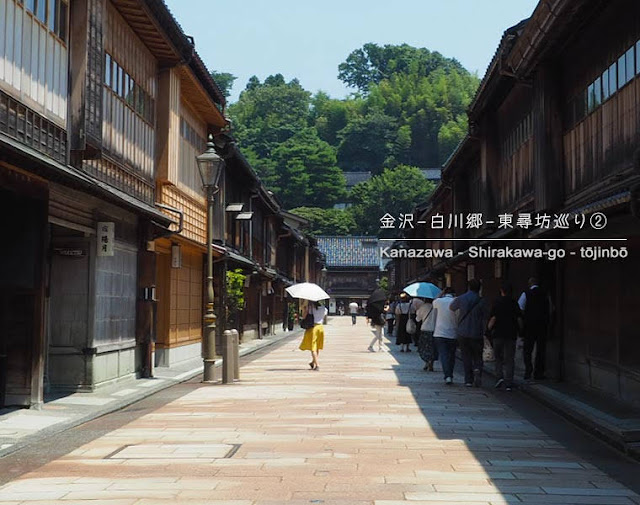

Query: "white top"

xmin=432 ymin=295 xmax=457 ymax=339
xmin=415 ymin=301 xmax=435 ymax=332
xmin=349 ymin=302 xmax=359 ymax=314
xmin=312 ymin=306 xmax=328 ymax=324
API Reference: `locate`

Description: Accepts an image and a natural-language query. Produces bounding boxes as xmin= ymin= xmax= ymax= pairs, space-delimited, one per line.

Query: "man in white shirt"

xmin=349 ymin=301 xmax=359 ymax=325
xmin=431 ymin=288 xmax=458 ymax=384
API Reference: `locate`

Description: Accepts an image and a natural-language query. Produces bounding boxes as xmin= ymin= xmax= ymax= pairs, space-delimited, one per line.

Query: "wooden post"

xmin=136 ymin=220 xmax=157 ymax=378
xmin=533 ymin=65 xmax=564 ymax=212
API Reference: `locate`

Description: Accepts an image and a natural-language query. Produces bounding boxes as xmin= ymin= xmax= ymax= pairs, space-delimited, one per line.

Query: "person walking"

xmin=349 ymin=300 xmax=359 ymax=325
xmin=451 ymin=279 xmax=488 ymax=388
xmin=415 ymin=297 xmax=436 ymax=371
xmin=299 ymin=301 xmax=328 ymax=371
xmin=394 ymin=292 xmax=412 ymax=352
xmin=408 ymin=297 xmax=420 ymax=348
xmin=487 ymin=282 xmax=522 ymax=391
xmin=384 ymin=299 xmax=395 ymax=338
xmin=518 ymin=277 xmax=552 ymax=381
xmin=432 ymin=288 xmax=458 ymax=384
xmin=366 ymin=302 xmax=386 ymax=352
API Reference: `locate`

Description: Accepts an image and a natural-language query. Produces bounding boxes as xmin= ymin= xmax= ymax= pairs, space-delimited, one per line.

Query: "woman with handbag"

xmin=415 ymin=298 xmax=437 ymax=371
xmin=395 ymin=293 xmax=412 ymax=352
xmin=299 ymin=301 xmax=328 ymax=371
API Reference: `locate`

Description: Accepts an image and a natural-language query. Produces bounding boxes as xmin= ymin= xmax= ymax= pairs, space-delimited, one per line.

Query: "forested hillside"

xmin=221 ymin=43 xmax=479 ymax=236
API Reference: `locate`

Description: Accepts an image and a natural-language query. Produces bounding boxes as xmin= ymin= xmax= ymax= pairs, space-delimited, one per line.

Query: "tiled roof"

xmin=421 ymin=169 xmax=442 ymax=181
xmin=344 ymin=172 xmax=372 ymax=187
xmin=316 ymin=236 xmax=380 ymax=268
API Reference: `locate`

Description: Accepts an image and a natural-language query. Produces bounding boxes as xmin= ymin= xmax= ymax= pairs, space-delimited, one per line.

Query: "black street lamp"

xmin=196 ymin=135 xmax=225 ymax=383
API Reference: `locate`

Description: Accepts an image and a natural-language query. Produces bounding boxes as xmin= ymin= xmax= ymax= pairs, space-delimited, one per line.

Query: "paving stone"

xmin=0 ymin=318 xmax=637 ymax=503
xmin=514 ymin=495 xmax=635 ymax=504
xmin=541 ymin=487 xmax=639 ymax=496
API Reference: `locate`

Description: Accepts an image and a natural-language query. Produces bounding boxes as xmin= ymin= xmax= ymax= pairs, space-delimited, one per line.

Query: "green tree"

xmin=336 ymin=111 xmax=398 ymax=173
xmin=210 ymin=71 xmax=237 ymax=99
xmin=438 ymin=115 xmax=468 ymax=164
xmin=365 ymin=69 xmax=478 ymax=166
xmin=270 ymin=129 xmax=346 ymax=208
xmin=226 ymin=268 xmax=246 ymax=328
xmin=310 ymin=91 xmax=361 ymax=146
xmin=290 ymin=207 xmax=357 ymax=236
xmin=338 ymin=43 xmax=467 ymax=93
xmin=350 ymin=165 xmax=435 ymax=235
xmin=229 ymin=74 xmax=311 ymax=161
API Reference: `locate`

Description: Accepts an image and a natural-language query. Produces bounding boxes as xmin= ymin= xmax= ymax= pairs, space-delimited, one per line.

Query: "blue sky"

xmin=164 ymin=0 xmax=540 ymax=103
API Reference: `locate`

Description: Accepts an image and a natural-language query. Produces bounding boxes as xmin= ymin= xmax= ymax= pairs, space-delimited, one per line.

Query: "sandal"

xmin=309 ymin=362 xmax=316 ymax=369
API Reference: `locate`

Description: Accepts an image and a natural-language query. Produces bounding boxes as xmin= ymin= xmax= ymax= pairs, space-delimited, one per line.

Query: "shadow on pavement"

xmin=386 ymin=335 xmax=640 ymax=501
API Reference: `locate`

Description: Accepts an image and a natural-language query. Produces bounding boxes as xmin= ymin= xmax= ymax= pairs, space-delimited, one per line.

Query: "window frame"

xmin=625 ymin=46 xmax=635 ymax=82
xmin=617 ymin=54 xmax=627 ymax=88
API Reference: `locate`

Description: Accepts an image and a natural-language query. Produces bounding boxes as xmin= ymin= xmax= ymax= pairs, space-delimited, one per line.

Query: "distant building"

xmin=421 ymin=168 xmax=442 ymax=183
xmin=344 ymin=172 xmax=373 ymax=189
xmin=316 ymin=236 xmax=382 ymax=315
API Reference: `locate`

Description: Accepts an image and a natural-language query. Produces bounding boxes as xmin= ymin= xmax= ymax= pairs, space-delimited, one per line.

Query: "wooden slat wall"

xmin=83 ymin=156 xmax=154 ymax=204
xmin=0 ymin=0 xmax=67 ymax=127
xmin=159 ymin=185 xmax=206 ymax=246
xmin=169 ymin=248 xmax=202 ymax=347
xmin=156 ymin=67 xmax=180 ymax=183
xmin=177 ymin=100 xmax=206 ymax=198
xmin=102 ymin=0 xmax=155 ymax=178
xmin=563 ymin=78 xmax=639 ymax=195
xmin=499 ymin=137 xmax=534 ymax=210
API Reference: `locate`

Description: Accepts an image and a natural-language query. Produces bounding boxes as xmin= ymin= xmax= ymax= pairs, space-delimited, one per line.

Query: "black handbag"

xmin=301 ymin=312 xmax=315 ymax=329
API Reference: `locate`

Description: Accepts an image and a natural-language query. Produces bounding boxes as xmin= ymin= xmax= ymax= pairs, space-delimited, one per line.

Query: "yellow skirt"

xmin=299 ymin=324 xmax=324 ymax=351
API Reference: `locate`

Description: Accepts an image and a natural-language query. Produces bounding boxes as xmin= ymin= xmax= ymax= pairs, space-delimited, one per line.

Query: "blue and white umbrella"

xmin=402 ymin=282 xmax=441 ymax=299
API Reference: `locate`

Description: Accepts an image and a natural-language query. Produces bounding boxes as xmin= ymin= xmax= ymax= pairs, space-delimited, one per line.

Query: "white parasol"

xmin=285 ymin=282 xmax=330 ymax=302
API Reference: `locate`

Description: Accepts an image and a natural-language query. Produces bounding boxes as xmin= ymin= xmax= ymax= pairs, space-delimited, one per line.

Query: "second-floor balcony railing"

xmin=0 ymin=90 xmax=67 ymax=165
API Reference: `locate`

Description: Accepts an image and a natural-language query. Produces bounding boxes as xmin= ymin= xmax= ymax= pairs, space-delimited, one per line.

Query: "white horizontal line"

xmin=379 ymin=238 xmax=628 ymax=242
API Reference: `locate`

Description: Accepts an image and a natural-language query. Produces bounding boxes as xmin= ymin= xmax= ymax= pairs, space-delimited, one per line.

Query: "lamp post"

xmin=196 ymin=135 xmax=225 ymax=383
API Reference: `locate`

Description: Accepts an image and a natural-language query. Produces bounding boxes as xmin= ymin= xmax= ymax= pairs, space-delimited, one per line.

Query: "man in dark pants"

xmin=451 ymin=279 xmax=488 ymax=387
xmin=487 ymin=282 xmax=522 ymax=391
xmin=518 ymin=277 xmax=552 ymax=381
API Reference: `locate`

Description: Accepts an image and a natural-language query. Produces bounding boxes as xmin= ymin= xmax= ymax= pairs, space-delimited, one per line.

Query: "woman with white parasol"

xmin=285 ymin=283 xmax=329 ymax=371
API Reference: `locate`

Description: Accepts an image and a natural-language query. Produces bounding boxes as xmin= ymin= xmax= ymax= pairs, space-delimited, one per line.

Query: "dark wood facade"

xmin=394 ymin=0 xmax=640 ymax=408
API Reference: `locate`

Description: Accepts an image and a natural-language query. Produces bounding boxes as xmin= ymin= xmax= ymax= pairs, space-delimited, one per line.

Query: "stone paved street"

xmin=0 ymin=316 xmax=639 ymax=505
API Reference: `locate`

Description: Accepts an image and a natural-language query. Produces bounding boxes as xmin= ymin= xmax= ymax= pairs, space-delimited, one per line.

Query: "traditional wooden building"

xmin=0 ymin=0 xmax=194 ymax=406
xmin=46 ymin=0 xmax=203 ymax=391
xmin=152 ymin=48 xmax=227 ymax=369
xmin=316 ymin=236 xmax=381 ymax=315
xmin=394 ymin=0 xmax=640 ymax=408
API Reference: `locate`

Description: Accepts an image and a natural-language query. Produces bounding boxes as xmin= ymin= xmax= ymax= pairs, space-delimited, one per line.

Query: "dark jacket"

xmin=490 ymin=296 xmax=522 ymax=341
xmin=523 ymin=286 xmax=549 ymax=335
xmin=366 ymin=305 xmax=385 ymax=326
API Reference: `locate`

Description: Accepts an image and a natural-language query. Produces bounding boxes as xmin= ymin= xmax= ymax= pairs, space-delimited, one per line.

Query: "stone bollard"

xmin=230 ymin=329 xmax=240 ymax=381
xmin=222 ymin=330 xmax=234 ymax=384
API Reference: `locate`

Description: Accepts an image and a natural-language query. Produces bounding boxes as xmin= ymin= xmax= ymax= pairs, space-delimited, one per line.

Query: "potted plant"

xmin=287 ymin=302 xmax=297 ymax=331
xmin=226 ymin=268 xmax=246 ymax=334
